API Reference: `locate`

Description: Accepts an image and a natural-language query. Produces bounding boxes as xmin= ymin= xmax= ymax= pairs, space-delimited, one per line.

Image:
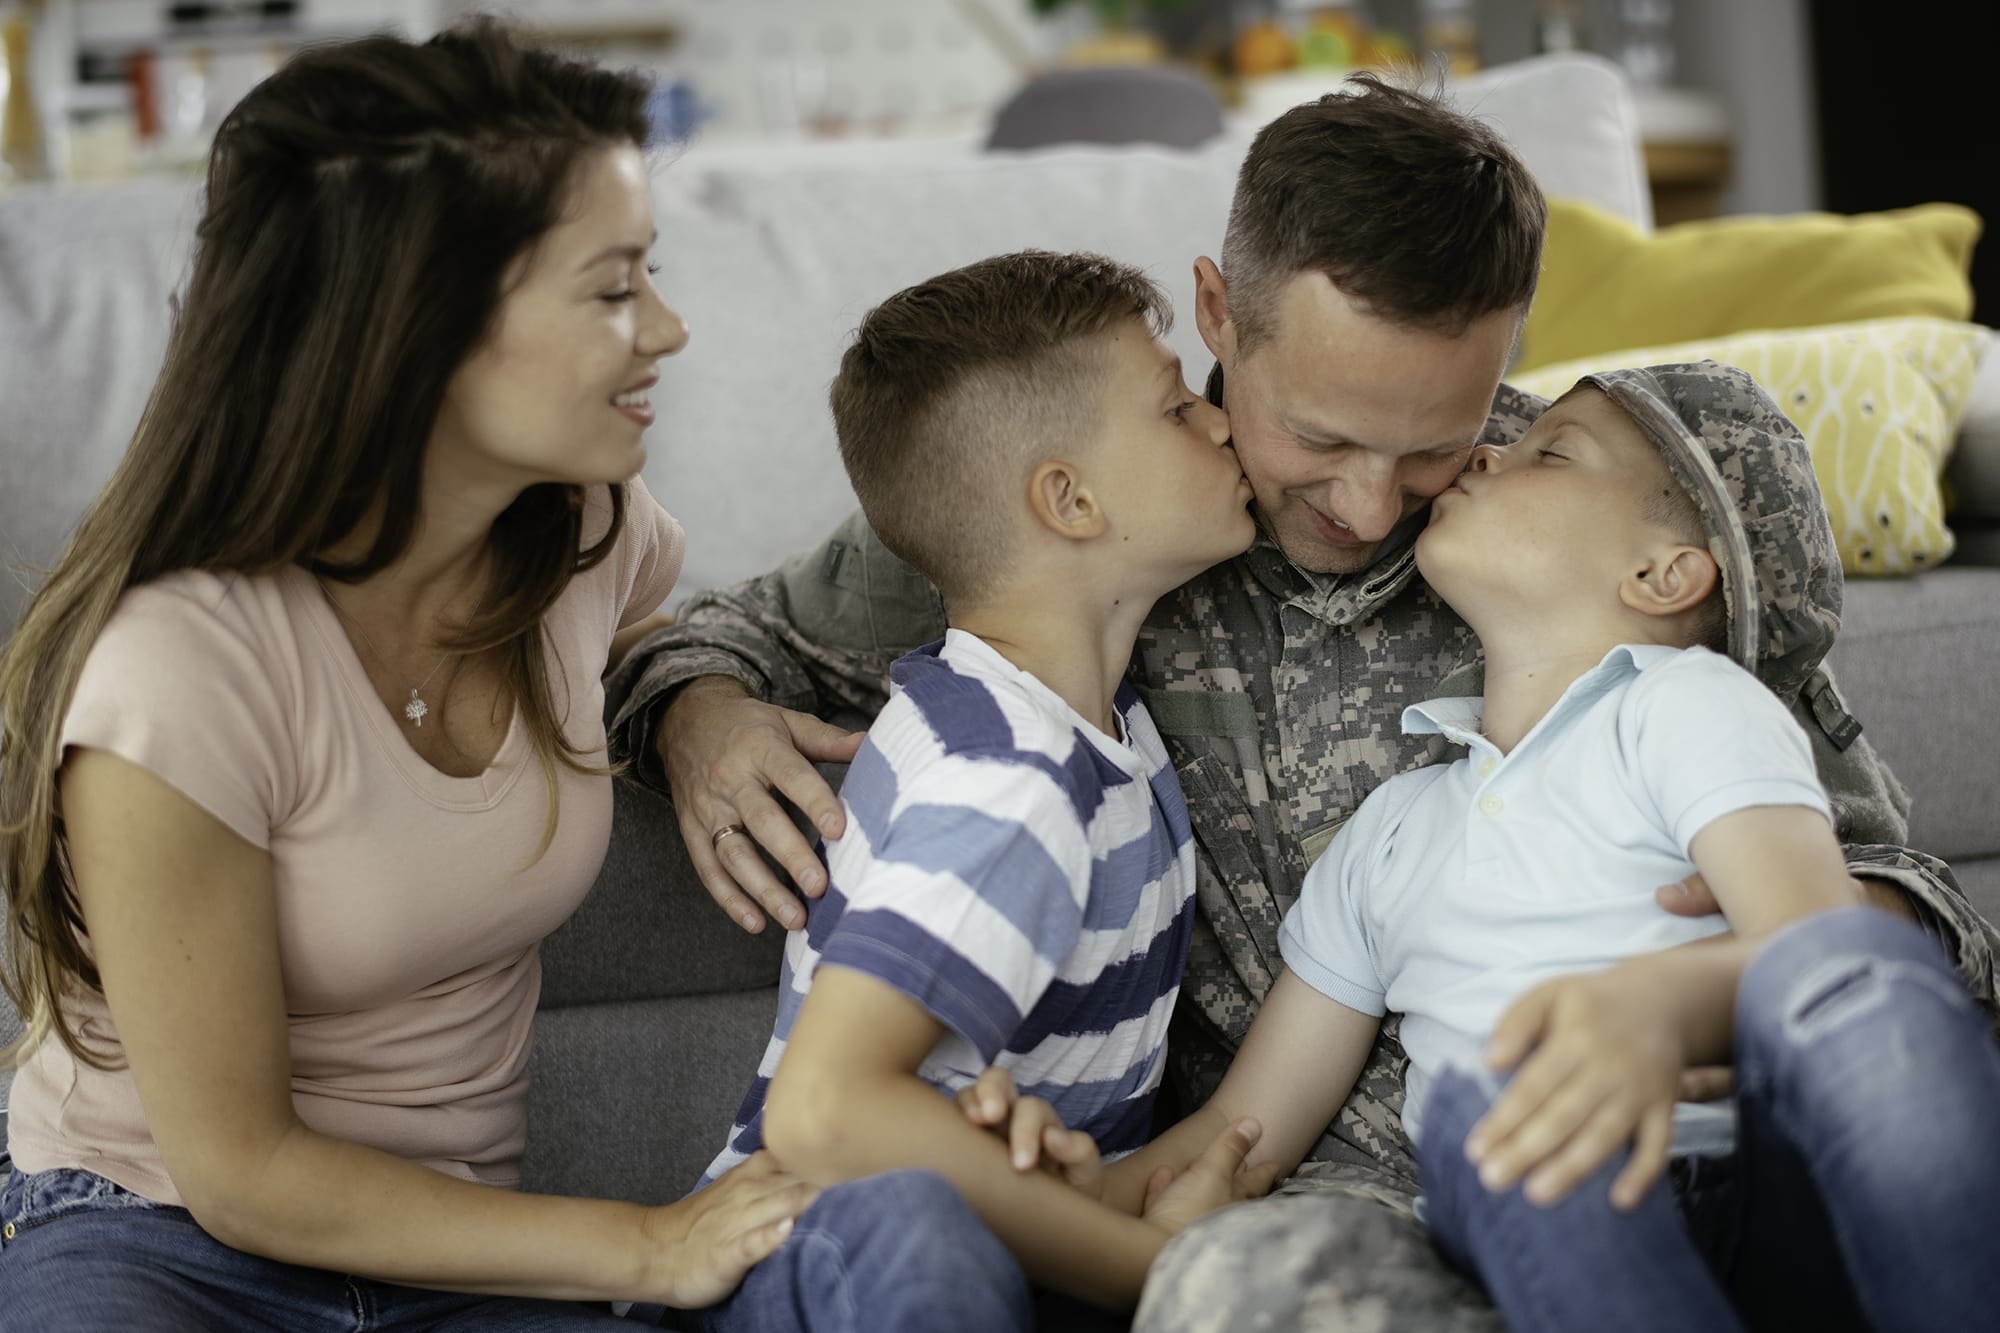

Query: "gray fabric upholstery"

xmin=985 ymin=66 xmax=1223 ymax=152
xmin=540 ymin=779 xmax=783 ymax=1007
xmin=1827 ymin=567 xmax=2000 ymax=863
xmin=523 ymin=990 xmax=776 ymax=1203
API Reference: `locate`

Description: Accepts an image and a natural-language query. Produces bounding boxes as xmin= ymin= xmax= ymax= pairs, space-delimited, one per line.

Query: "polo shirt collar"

xmin=1400 ymin=643 xmax=1688 ymax=749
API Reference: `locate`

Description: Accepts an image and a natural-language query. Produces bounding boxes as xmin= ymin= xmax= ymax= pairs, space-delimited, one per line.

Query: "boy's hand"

xmin=1464 ymin=969 xmax=1683 ymax=1212
xmin=1140 ymin=1117 xmax=1278 ymax=1237
xmin=956 ymin=1068 xmax=1103 ymax=1197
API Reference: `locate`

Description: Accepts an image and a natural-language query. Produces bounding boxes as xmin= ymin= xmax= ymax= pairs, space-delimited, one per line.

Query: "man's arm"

xmin=601 ymin=509 xmax=947 ymax=931
xmin=762 ymin=966 xmax=1270 ymax=1310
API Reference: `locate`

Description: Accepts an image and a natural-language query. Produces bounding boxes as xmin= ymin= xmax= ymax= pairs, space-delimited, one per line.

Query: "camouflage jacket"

xmin=607 ymin=381 xmax=2000 ymax=1215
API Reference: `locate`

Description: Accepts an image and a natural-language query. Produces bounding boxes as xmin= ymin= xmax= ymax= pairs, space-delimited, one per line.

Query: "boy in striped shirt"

xmin=681 ymin=253 xmax=1275 ymax=1332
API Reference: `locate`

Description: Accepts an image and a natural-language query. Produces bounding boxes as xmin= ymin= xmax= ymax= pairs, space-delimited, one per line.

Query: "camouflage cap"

xmin=1579 ymin=361 xmax=1842 ymax=705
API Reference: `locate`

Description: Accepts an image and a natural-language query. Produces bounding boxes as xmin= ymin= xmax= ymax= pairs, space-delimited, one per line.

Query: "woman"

xmin=0 ymin=21 xmax=813 ymax=1329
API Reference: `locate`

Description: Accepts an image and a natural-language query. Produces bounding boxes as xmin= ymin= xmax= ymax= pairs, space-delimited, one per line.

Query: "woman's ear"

xmin=1027 ymin=459 xmax=1106 ymax=542
xmin=1620 ymin=545 xmax=1719 ymax=619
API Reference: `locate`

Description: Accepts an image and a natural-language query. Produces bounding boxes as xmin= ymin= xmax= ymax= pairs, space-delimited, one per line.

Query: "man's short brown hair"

xmin=831 ymin=251 xmax=1170 ymax=609
xmin=1221 ymin=72 xmax=1546 ymax=348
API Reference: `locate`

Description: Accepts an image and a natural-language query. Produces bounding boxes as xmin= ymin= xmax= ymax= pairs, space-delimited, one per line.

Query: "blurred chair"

xmin=985 ymin=66 xmax=1224 ymax=151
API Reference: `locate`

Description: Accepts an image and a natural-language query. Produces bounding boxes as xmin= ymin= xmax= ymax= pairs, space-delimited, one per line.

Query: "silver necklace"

xmin=316 ymin=578 xmax=465 ymax=728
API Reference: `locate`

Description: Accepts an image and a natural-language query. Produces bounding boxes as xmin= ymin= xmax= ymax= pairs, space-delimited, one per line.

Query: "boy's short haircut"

xmin=831 ymin=251 xmax=1171 ymax=609
xmin=1221 ymin=73 xmax=1546 ymax=349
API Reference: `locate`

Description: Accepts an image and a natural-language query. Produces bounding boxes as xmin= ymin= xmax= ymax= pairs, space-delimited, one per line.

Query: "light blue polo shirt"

xmin=1279 ymin=644 xmax=1832 ymax=1151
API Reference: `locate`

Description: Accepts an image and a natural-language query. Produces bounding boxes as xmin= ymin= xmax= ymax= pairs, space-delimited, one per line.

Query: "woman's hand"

xmin=1463 ymin=967 xmax=1684 ymax=1211
xmin=650 ymin=1152 xmax=819 ymax=1308
xmin=656 ymin=677 xmax=862 ymax=934
xmin=956 ymin=1067 xmax=1103 ymax=1197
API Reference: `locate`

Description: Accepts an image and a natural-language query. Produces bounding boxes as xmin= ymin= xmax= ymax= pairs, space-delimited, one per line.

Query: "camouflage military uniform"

xmin=606 ymin=380 xmax=2000 ymax=1332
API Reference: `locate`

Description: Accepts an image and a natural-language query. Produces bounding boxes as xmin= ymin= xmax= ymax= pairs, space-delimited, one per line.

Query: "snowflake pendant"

xmin=405 ymin=690 xmax=429 ymax=727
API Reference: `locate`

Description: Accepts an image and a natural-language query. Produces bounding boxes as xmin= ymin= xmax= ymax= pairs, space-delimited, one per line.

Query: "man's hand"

xmin=1139 ymin=1118 xmax=1278 ymax=1237
xmin=956 ymin=1068 xmax=1103 ymax=1197
xmin=1464 ymin=968 xmax=1684 ymax=1212
xmin=656 ymin=677 xmax=864 ymax=932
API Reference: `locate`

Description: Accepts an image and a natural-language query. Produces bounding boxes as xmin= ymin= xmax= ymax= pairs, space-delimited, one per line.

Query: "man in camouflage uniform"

xmin=607 ymin=78 xmax=1999 ymax=1332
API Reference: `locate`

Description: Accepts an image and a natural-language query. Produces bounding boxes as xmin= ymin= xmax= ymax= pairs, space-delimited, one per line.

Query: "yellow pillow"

xmin=1518 ymin=199 xmax=1981 ymax=373
xmin=1511 ymin=318 xmax=1991 ymax=576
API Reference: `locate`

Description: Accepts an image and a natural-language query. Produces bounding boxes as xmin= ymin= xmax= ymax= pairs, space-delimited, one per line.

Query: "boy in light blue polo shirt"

xmin=987 ymin=362 xmax=2000 ymax=1332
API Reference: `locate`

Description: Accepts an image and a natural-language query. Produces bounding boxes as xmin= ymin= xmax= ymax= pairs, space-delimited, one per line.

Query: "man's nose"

xmin=1338 ymin=459 xmax=1405 ymax=541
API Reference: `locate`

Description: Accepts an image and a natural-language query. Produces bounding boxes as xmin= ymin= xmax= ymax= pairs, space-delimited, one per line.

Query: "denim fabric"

xmin=0 ymin=1161 xmax=631 ymax=1332
xmin=671 ymin=1169 xmax=1033 ymax=1333
xmin=1417 ymin=908 xmax=2000 ymax=1333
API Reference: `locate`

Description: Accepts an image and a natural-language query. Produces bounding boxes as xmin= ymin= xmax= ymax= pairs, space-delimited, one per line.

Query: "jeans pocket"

xmin=0 ymin=1166 xmax=170 ymax=1247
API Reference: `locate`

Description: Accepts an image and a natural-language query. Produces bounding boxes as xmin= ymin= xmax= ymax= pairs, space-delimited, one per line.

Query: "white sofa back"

xmin=0 ymin=53 xmax=1645 ymax=626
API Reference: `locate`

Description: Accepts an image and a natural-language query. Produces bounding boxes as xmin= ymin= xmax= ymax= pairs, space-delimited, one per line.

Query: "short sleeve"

xmin=60 ymin=577 xmax=293 ymax=850
xmin=1627 ymin=650 xmax=1832 ymax=855
xmin=816 ymin=742 xmax=1092 ymax=1062
xmin=617 ymin=476 xmax=684 ymax=629
xmin=1278 ymin=788 xmax=1395 ymax=1018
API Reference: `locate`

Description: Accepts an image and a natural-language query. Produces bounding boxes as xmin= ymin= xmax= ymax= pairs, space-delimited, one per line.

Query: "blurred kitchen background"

xmin=0 ymin=0 xmax=1989 ymax=302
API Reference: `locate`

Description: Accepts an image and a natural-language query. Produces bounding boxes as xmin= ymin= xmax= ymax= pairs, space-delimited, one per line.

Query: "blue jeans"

xmin=0 ymin=1161 xmax=631 ymax=1332
xmin=1417 ymin=907 xmax=2000 ymax=1333
xmin=668 ymin=1169 xmax=1034 ymax=1333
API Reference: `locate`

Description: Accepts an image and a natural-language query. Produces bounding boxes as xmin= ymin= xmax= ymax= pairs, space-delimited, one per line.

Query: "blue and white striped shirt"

xmin=700 ymin=630 xmax=1197 ymax=1187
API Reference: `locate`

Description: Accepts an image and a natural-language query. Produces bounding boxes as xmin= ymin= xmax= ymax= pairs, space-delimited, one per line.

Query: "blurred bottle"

xmin=1417 ymin=0 xmax=1478 ymax=77
xmin=1613 ymin=0 xmax=1675 ymax=87
xmin=1536 ymin=0 xmax=1590 ymax=55
xmin=2 ymin=6 xmax=47 ymax=184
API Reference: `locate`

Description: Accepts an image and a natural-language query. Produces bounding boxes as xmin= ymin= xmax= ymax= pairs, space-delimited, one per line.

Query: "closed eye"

xmin=1169 ymin=399 xmax=1198 ymax=423
xmin=1536 ymin=449 xmax=1568 ymax=461
xmin=602 ymin=262 xmax=664 ymax=304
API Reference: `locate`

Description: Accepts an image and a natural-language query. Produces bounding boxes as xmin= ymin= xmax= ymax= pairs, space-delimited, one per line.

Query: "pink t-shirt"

xmin=6 ymin=480 xmax=683 ymax=1205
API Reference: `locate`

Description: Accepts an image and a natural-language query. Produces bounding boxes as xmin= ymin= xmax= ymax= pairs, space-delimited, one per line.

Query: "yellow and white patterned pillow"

xmin=1511 ymin=317 xmax=1992 ymax=575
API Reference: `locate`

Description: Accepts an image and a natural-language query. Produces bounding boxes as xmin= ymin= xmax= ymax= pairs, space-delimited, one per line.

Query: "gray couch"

xmin=4 ymin=51 xmax=1998 ymax=1215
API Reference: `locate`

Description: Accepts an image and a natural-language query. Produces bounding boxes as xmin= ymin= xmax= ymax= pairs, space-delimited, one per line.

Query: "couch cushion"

xmin=523 ymin=988 xmax=776 ymax=1203
xmin=1946 ymin=329 xmax=2000 ymax=519
xmin=1828 ymin=567 xmax=2000 ymax=863
xmin=1519 ymin=199 xmax=1981 ymax=374
xmin=539 ymin=778 xmax=785 ymax=1009
xmin=1513 ymin=318 xmax=1992 ymax=575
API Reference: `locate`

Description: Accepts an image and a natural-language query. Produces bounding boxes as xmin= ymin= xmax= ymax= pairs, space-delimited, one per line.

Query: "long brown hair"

xmin=0 ymin=19 xmax=652 ymax=1064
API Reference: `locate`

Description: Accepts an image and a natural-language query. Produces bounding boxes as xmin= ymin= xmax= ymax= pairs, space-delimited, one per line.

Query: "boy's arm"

xmin=1469 ymin=803 xmax=1861 ymax=1208
xmin=1084 ymin=972 xmax=1381 ymax=1216
xmin=763 ymin=964 xmax=1269 ymax=1309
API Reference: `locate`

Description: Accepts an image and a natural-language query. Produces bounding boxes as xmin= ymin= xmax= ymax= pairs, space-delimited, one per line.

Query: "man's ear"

xmin=1192 ymin=256 xmax=1236 ymax=368
xmin=1027 ymin=459 xmax=1106 ymax=542
xmin=1620 ymin=545 xmax=1719 ymax=619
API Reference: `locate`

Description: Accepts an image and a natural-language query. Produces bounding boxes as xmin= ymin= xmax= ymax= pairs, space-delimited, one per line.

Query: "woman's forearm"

xmin=183 ymin=1119 xmax=675 ymax=1302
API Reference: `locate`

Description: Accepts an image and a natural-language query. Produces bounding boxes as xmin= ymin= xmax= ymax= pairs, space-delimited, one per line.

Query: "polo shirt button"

xmin=1479 ymin=794 xmax=1504 ymax=816
xmin=1477 ymin=758 xmax=1497 ymax=778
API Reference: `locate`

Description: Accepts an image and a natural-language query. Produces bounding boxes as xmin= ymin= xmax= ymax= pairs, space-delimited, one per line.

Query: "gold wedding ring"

xmin=710 ymin=823 xmax=749 ymax=850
